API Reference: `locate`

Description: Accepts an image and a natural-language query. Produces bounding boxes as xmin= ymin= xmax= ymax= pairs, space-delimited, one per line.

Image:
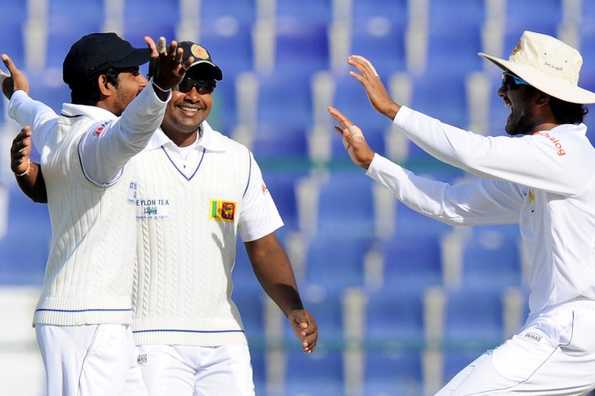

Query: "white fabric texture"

xmin=136 ymin=343 xmax=254 ymax=396
xmin=131 ymin=122 xmax=283 ymax=346
xmin=434 ymin=300 xmax=595 ymax=395
xmin=383 ymin=106 xmax=595 ymax=315
xmin=7 ymin=87 xmax=167 ymax=325
xmin=36 ymin=324 xmax=147 ymax=396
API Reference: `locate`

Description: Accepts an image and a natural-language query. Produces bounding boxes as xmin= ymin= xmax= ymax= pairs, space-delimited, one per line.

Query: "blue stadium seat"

xmin=284 ymin=350 xmax=344 ymax=395
xmin=123 ymin=0 xmax=179 ymax=47
xmin=231 ymin=242 xmax=259 ymax=292
xmin=462 ymin=225 xmax=521 ymax=290
xmin=352 ymin=0 xmax=408 ymax=29
xmin=275 ymin=22 xmax=329 ymax=76
xmin=351 ymin=21 xmax=406 ymax=76
xmin=316 ymin=173 xmax=375 ymax=238
xmin=200 ymin=22 xmax=253 ymax=78
xmin=257 ymin=72 xmax=313 ymax=130
xmin=46 ymin=0 xmax=104 ymax=69
xmin=201 ymin=0 xmax=256 ymax=26
xmin=429 ymin=0 xmax=485 ymax=32
xmin=332 ymin=75 xmax=390 ymax=131
xmin=364 ymin=350 xmax=423 ymax=396
xmin=0 ymin=187 xmax=50 ymax=285
xmin=304 ymin=235 xmax=373 ymax=290
xmin=208 ymin=75 xmax=237 ymax=133
xmin=444 ymin=288 xmax=504 ymax=348
xmin=232 ymin=287 xmax=266 ymax=341
xmin=365 ymin=290 xmax=424 ymax=342
xmin=249 ymin=346 xmax=267 ymax=396
xmin=261 ymin=173 xmax=299 ymax=231
xmin=504 ymin=0 xmax=561 ymax=55
xmin=382 ymin=234 xmax=443 ymax=291
xmin=410 ymin=74 xmax=469 ymax=128
xmin=28 ymin=72 xmax=70 ymax=112
xmin=251 ymin=126 xmax=307 ymax=161
xmin=276 ymin=0 xmax=333 ymax=27
xmin=0 ymin=22 xmax=25 ymax=68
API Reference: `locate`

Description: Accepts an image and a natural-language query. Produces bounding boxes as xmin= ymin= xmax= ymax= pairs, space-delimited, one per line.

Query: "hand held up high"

xmin=1 ymin=54 xmax=30 ymax=99
xmin=347 ymin=55 xmax=400 ymax=120
xmin=328 ymin=106 xmax=375 ymax=169
xmin=145 ymin=36 xmax=195 ymax=92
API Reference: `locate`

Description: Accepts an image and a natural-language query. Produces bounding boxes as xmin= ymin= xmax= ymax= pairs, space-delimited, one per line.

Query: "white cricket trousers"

xmin=136 ymin=343 xmax=255 ymax=396
xmin=436 ymin=299 xmax=595 ymax=395
xmin=36 ymin=324 xmax=147 ymax=396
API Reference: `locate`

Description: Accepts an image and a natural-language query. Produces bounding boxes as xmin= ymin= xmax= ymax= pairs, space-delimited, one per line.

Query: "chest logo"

xmin=210 ymin=200 xmax=236 ymax=222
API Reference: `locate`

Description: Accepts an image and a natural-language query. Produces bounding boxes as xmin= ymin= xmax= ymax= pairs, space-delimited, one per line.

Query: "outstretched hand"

xmin=328 ymin=106 xmax=375 ymax=169
xmin=288 ymin=309 xmax=318 ymax=353
xmin=347 ymin=55 xmax=400 ymax=120
xmin=145 ymin=36 xmax=195 ymax=91
xmin=1 ymin=54 xmax=29 ymax=99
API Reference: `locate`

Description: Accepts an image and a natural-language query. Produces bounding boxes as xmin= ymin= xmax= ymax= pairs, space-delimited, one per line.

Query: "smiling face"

xmin=161 ymin=79 xmax=214 ymax=137
xmin=498 ymin=72 xmax=540 ymax=135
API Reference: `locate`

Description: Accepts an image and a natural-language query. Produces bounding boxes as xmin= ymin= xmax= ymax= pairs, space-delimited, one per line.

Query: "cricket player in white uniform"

xmin=1 ymin=33 xmax=193 ymax=395
xmin=8 ymin=41 xmax=319 ymax=396
xmin=329 ymin=31 xmax=595 ymax=395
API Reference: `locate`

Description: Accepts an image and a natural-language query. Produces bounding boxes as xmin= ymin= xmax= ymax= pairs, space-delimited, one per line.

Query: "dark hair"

xmin=70 ymin=68 xmax=120 ymax=105
xmin=549 ymin=96 xmax=588 ymax=125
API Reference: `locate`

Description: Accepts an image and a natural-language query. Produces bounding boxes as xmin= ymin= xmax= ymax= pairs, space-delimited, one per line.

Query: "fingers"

xmin=144 ymin=36 xmax=158 ymax=58
xmin=11 ymin=127 xmax=32 ymax=154
xmin=182 ymin=56 xmax=195 ymax=71
xmin=348 ymin=54 xmax=379 ymax=77
xmin=1 ymin=54 xmax=17 ymax=76
xmin=327 ymin=106 xmax=353 ymax=127
xmin=158 ymin=37 xmax=168 ymax=55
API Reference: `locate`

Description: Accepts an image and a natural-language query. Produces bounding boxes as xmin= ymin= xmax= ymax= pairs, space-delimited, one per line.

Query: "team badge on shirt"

xmin=210 ymin=200 xmax=236 ymax=222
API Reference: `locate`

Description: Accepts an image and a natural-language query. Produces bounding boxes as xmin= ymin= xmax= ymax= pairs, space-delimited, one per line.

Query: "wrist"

xmin=382 ymin=101 xmax=400 ymax=120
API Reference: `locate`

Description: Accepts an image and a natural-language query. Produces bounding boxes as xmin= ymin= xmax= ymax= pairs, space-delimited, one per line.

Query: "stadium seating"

xmin=0 ymin=0 xmax=582 ymax=394
xmin=364 ymin=349 xmax=423 ymax=396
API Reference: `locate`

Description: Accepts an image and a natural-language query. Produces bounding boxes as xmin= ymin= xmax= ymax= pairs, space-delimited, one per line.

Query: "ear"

xmin=535 ymin=92 xmax=550 ymax=107
xmin=97 ymin=74 xmax=114 ymax=98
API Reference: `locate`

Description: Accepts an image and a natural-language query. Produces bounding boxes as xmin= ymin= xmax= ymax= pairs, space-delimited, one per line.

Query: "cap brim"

xmin=478 ymin=52 xmax=595 ymax=104
xmin=111 ymin=48 xmax=151 ymax=68
xmin=187 ymin=60 xmax=223 ymax=81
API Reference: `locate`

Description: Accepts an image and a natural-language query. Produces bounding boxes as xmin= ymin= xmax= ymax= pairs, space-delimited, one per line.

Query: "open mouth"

xmin=177 ymin=104 xmax=204 ymax=116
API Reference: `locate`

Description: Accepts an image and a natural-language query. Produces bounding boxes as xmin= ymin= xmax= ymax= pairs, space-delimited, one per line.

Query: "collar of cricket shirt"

xmin=144 ymin=120 xmax=228 ymax=152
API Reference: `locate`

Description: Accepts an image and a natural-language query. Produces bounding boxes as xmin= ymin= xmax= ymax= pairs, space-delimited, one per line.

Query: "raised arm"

xmin=10 ymin=127 xmax=47 ymax=203
xmin=345 ymin=55 xmax=595 ymax=196
xmin=77 ymin=37 xmax=195 ymax=186
xmin=329 ymin=106 xmax=523 ymax=226
xmin=3 ymin=54 xmax=60 ymax=149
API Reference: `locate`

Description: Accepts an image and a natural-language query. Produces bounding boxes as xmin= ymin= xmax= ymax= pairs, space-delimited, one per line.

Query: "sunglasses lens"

xmin=177 ymin=78 xmax=215 ymax=94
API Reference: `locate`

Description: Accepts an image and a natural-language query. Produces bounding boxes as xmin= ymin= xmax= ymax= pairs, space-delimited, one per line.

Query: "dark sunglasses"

xmin=502 ymin=71 xmax=529 ymax=88
xmin=176 ymin=77 xmax=216 ymax=94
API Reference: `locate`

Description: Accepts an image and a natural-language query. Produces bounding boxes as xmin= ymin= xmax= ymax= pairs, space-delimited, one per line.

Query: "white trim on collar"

xmin=61 ymin=103 xmax=117 ymax=121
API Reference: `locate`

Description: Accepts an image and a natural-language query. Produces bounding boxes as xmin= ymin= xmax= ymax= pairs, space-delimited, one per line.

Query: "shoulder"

xmin=205 ymin=123 xmax=252 ymax=159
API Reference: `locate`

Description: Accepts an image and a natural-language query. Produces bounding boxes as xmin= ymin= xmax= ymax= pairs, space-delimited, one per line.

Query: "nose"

xmin=498 ymin=83 xmax=507 ymax=98
xmin=184 ymin=86 xmax=202 ymax=103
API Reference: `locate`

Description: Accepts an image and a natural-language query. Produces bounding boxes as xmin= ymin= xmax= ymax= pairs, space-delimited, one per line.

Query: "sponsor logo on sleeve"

xmin=536 ymin=131 xmax=566 ymax=156
xmin=93 ymin=121 xmax=109 ymax=137
xmin=210 ymin=199 xmax=236 ymax=222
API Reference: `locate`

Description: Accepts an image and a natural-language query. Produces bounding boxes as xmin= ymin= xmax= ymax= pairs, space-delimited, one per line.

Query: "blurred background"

xmin=1 ymin=0 xmax=595 ymax=395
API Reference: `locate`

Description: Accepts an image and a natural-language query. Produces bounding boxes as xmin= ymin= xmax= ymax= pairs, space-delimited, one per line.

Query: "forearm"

xmin=14 ymin=162 xmax=47 ymax=203
xmin=367 ymin=154 xmax=521 ymax=225
xmin=245 ymin=235 xmax=303 ymax=316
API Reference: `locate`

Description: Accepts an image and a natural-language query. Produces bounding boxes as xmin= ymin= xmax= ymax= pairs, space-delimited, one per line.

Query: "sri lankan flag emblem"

xmin=210 ymin=200 xmax=236 ymax=222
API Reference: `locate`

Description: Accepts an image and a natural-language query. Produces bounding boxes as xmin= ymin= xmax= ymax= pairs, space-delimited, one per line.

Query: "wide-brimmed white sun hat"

xmin=479 ymin=31 xmax=595 ymax=104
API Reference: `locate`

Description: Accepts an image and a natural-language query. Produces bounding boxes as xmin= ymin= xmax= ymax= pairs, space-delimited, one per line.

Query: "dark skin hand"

xmin=245 ymin=233 xmax=318 ymax=353
xmin=10 ymin=127 xmax=47 ymax=203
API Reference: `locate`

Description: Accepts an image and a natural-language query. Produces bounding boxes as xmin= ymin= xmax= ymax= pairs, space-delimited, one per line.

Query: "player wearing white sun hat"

xmin=329 ymin=31 xmax=595 ymax=395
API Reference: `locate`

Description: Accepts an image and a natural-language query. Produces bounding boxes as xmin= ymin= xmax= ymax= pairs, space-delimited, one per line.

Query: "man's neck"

xmin=163 ymin=126 xmax=200 ymax=147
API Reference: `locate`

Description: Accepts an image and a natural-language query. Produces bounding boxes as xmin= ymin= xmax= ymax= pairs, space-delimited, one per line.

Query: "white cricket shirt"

xmin=8 ymin=86 xmax=169 ymax=325
xmin=367 ymin=106 xmax=595 ymax=316
xmin=131 ymin=121 xmax=284 ymax=345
